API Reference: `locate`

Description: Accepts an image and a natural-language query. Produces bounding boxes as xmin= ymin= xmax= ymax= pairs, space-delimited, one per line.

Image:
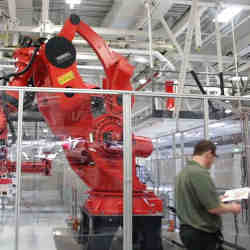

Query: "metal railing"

xmin=0 ymin=85 xmax=249 ymax=250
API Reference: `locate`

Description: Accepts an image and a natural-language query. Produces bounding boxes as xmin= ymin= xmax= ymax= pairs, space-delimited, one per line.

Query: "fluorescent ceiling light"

xmin=231 ymin=76 xmax=248 ymax=81
xmin=216 ymin=6 xmax=242 ymax=23
xmin=65 ymin=0 xmax=81 ymax=9
xmin=225 ymin=109 xmax=232 ymax=114
xmin=133 ymin=56 xmax=148 ymax=64
xmin=139 ymin=78 xmax=147 ymax=85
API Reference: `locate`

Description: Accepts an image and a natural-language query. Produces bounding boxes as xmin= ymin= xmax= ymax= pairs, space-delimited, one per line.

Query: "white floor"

xmin=1 ymin=202 xmax=250 ymax=250
xmin=0 ymin=205 xmax=68 ymax=250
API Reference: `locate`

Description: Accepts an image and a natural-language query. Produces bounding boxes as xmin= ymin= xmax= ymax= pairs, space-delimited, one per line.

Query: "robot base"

xmin=78 ymin=207 xmax=163 ymax=250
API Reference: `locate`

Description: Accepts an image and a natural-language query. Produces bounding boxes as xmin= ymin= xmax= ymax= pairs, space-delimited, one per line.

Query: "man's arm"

xmin=209 ymin=202 xmax=241 ymax=215
xmin=190 ymin=171 xmax=241 ymax=215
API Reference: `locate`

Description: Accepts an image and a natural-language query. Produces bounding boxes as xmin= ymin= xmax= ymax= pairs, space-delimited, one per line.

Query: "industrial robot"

xmin=0 ymin=15 xmax=163 ymax=250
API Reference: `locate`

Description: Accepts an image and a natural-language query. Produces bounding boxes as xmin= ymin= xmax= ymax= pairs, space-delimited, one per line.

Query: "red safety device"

xmin=4 ymin=15 xmax=162 ymax=216
xmin=165 ymin=81 xmax=175 ymax=111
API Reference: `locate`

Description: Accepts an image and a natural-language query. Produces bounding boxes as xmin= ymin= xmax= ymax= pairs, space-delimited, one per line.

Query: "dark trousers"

xmin=180 ymin=225 xmax=223 ymax=250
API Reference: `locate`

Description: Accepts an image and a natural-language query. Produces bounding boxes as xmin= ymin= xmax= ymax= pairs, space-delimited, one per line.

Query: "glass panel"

xmin=133 ymin=95 xmax=181 ymax=249
xmin=208 ymin=97 xmax=249 ymax=249
xmin=208 ymin=98 xmax=242 ymax=189
xmin=173 ymin=98 xmax=205 ymax=163
xmin=0 ymin=89 xmax=17 ymax=250
xmin=19 ymin=91 xmax=124 ymax=250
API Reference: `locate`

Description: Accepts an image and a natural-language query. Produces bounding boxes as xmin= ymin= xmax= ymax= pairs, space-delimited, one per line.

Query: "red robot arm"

xmin=3 ymin=15 xmax=162 ymax=217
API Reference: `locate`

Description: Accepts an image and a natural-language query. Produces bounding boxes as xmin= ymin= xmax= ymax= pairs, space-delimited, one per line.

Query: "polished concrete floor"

xmin=0 ymin=204 xmax=68 ymax=250
xmin=0 ymin=202 xmax=249 ymax=250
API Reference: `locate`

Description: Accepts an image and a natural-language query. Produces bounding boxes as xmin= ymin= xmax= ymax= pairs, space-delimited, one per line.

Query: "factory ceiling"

xmin=1 ymin=0 xmax=250 ymax=141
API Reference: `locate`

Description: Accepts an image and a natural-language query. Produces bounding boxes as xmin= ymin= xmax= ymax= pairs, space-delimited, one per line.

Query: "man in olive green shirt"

xmin=175 ymin=140 xmax=241 ymax=250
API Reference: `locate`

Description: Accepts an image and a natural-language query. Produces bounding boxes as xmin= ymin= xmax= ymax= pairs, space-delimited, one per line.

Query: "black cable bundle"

xmin=0 ymin=43 xmax=41 ymax=145
xmin=190 ymin=70 xmax=217 ymax=112
xmin=0 ymin=46 xmax=40 ymax=82
xmin=218 ymin=72 xmax=225 ymax=95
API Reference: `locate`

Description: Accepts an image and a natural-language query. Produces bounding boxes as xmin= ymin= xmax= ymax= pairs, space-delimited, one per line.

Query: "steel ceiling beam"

xmin=102 ymin=0 xmax=143 ymax=28
xmin=136 ymin=0 xmax=174 ymax=30
xmin=0 ymin=23 xmax=165 ymax=40
xmin=7 ymin=0 xmax=16 ymax=23
xmin=102 ymin=0 xmax=174 ymax=30
xmin=173 ymin=0 xmax=250 ymax=10
xmin=170 ymin=53 xmax=249 ymax=64
xmin=170 ymin=7 xmax=208 ymax=39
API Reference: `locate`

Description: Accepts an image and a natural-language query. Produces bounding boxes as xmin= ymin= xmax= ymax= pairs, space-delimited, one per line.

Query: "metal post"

xmin=7 ymin=0 xmax=17 ymax=30
xmin=231 ymin=18 xmax=241 ymax=94
xmin=215 ymin=12 xmax=223 ymax=74
xmin=195 ymin=5 xmax=202 ymax=49
xmin=241 ymin=114 xmax=250 ymax=233
xmin=7 ymin=0 xmax=16 ymax=19
xmin=14 ymin=90 xmax=24 ymax=250
xmin=41 ymin=0 xmax=49 ymax=35
xmin=172 ymin=134 xmax=177 ymax=174
xmin=174 ymin=0 xmax=197 ymax=120
xmin=181 ymin=132 xmax=185 ymax=169
xmin=231 ymin=17 xmax=242 ymax=113
xmin=145 ymin=1 xmax=153 ymax=69
xmin=156 ymin=160 xmax=160 ymax=195
xmin=155 ymin=138 xmax=161 ymax=195
xmin=203 ymin=98 xmax=209 ymax=139
xmin=123 ymin=94 xmax=133 ymax=250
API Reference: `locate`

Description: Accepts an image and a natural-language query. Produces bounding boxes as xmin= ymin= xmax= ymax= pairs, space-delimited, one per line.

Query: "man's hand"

xmin=219 ymin=195 xmax=228 ymax=201
xmin=209 ymin=202 xmax=241 ymax=215
xmin=231 ymin=203 xmax=241 ymax=214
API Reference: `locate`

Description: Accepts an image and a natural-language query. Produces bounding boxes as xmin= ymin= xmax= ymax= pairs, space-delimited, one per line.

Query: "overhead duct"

xmin=154 ymin=6 xmax=208 ymax=40
xmin=102 ymin=0 xmax=174 ymax=30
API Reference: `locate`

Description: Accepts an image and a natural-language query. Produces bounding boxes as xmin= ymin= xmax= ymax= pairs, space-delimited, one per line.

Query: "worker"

xmin=175 ymin=140 xmax=241 ymax=250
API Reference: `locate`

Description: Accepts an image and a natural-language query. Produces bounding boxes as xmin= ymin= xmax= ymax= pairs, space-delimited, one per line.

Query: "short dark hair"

xmin=193 ymin=140 xmax=217 ymax=156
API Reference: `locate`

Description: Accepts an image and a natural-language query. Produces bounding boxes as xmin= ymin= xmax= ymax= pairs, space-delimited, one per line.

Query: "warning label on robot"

xmin=58 ymin=71 xmax=75 ymax=85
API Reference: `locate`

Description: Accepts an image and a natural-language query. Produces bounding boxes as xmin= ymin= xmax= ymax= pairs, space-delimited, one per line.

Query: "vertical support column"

xmin=203 ymin=97 xmax=209 ymax=140
xmin=7 ymin=0 xmax=16 ymax=20
xmin=174 ymin=0 xmax=198 ymax=121
xmin=194 ymin=5 xmax=202 ymax=49
xmin=204 ymin=97 xmax=216 ymax=177
xmin=155 ymin=138 xmax=161 ymax=195
xmin=145 ymin=1 xmax=156 ymax=114
xmin=14 ymin=90 xmax=24 ymax=250
xmin=7 ymin=0 xmax=17 ymax=27
xmin=123 ymin=93 xmax=133 ymax=250
xmin=215 ymin=11 xmax=225 ymax=96
xmin=181 ymin=132 xmax=185 ymax=169
xmin=231 ymin=18 xmax=241 ymax=112
xmin=241 ymin=114 xmax=250 ymax=233
xmin=7 ymin=0 xmax=18 ymax=46
xmin=215 ymin=11 xmax=223 ymax=74
xmin=172 ymin=134 xmax=177 ymax=174
xmin=41 ymin=0 xmax=50 ymax=35
xmin=145 ymin=1 xmax=153 ymax=69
